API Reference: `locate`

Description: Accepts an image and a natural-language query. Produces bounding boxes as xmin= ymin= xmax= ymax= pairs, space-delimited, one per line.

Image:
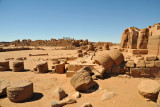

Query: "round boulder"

xmin=138 ymin=80 xmax=160 ymax=101
xmin=7 ymin=80 xmax=33 ymax=102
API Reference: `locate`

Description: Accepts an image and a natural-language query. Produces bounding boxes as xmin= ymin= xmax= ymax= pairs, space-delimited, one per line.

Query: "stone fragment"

xmin=7 ymin=80 xmax=33 ymax=102
xmin=101 ymin=92 xmax=116 ymax=101
xmin=78 ymin=53 xmax=83 ymax=57
xmin=92 ymin=65 xmax=105 ymax=78
xmin=92 ymin=75 xmax=98 ymax=80
xmin=12 ymin=61 xmax=24 ymax=72
xmin=51 ymin=101 xmax=60 ymax=107
xmin=70 ymin=67 xmax=96 ymax=91
xmin=0 ymin=78 xmax=10 ymax=97
xmin=34 ymin=61 xmax=48 ymax=73
xmin=72 ymin=91 xmax=81 ymax=98
xmin=53 ymin=87 xmax=67 ymax=100
xmin=81 ymin=102 xmax=93 ymax=107
xmin=103 ymin=43 xmax=109 ymax=50
xmin=138 ymin=80 xmax=160 ymax=101
xmin=77 ymin=49 xmax=82 ymax=53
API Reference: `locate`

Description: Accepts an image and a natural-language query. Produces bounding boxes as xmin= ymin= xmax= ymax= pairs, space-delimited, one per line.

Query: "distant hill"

xmin=0 ymin=41 xmax=11 ymax=43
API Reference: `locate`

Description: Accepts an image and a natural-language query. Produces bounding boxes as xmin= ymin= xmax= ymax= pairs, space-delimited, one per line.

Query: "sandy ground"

xmin=0 ymin=47 xmax=159 ymax=107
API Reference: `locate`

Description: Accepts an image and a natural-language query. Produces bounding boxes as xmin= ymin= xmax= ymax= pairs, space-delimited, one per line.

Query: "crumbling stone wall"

xmin=120 ymin=23 xmax=160 ymax=56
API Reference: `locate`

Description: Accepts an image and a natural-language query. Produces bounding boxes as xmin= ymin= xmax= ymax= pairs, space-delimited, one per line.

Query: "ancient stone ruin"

xmin=120 ymin=23 xmax=160 ymax=55
xmin=0 ymin=23 xmax=160 ymax=106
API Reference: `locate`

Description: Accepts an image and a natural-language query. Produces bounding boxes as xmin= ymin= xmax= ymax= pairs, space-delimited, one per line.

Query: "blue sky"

xmin=0 ymin=0 xmax=159 ymax=43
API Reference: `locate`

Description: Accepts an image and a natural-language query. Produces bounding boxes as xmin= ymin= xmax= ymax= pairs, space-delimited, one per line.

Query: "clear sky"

xmin=0 ymin=0 xmax=160 ymax=43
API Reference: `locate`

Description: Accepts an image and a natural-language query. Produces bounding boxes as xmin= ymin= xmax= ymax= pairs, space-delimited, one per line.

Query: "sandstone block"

xmin=125 ymin=60 xmax=135 ymax=68
xmin=66 ymin=71 xmax=75 ymax=77
xmin=111 ymin=65 xmax=121 ymax=74
xmin=34 ymin=61 xmax=48 ymax=73
xmin=12 ymin=61 xmax=24 ymax=72
xmin=68 ymin=64 xmax=95 ymax=72
xmin=145 ymin=55 xmax=157 ymax=61
xmin=7 ymin=80 xmax=33 ymax=102
xmin=136 ymin=60 xmax=145 ymax=68
xmin=0 ymin=60 xmax=10 ymax=71
xmin=154 ymin=61 xmax=160 ymax=67
xmin=55 ymin=63 xmax=65 ymax=74
xmin=145 ymin=61 xmax=154 ymax=67
xmin=130 ymin=68 xmax=150 ymax=77
xmin=70 ymin=67 xmax=96 ymax=91
xmin=0 ymin=79 xmax=10 ymax=97
xmin=138 ymin=80 xmax=160 ymax=101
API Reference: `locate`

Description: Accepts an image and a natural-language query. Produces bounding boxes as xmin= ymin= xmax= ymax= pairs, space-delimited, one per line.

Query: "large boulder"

xmin=70 ymin=67 xmax=96 ymax=91
xmin=138 ymin=80 xmax=160 ymax=101
xmin=108 ymin=49 xmax=124 ymax=65
xmin=0 ymin=78 xmax=10 ymax=97
xmin=7 ymin=80 xmax=33 ymax=102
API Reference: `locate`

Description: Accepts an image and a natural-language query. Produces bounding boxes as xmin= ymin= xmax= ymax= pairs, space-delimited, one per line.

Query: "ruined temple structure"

xmin=11 ymin=38 xmax=90 ymax=47
xmin=120 ymin=23 xmax=160 ymax=56
xmin=120 ymin=27 xmax=140 ymax=49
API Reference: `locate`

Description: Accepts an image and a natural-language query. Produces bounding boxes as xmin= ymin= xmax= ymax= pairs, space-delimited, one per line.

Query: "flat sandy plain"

xmin=0 ymin=46 xmax=159 ymax=107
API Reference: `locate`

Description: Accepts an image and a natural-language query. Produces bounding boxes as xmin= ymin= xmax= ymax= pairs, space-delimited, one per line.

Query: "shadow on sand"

xmin=79 ymin=81 xmax=99 ymax=94
xmin=20 ymin=92 xmax=43 ymax=103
